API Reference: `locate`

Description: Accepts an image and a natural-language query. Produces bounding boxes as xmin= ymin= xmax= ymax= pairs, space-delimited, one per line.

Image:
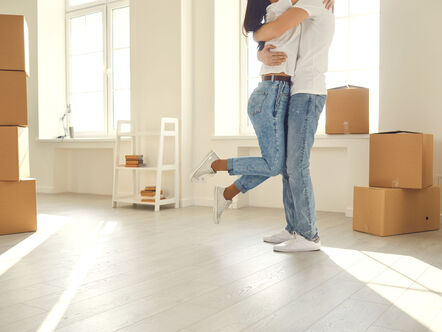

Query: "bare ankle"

xmin=212 ymin=160 xmax=228 ymax=172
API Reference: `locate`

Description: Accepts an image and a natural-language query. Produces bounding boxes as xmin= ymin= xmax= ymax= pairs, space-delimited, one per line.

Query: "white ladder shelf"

xmin=112 ymin=118 xmax=180 ymax=212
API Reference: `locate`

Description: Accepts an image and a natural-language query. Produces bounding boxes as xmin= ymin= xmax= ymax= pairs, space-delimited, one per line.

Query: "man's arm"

xmin=258 ymin=45 xmax=288 ymax=66
xmin=253 ymin=7 xmax=309 ymax=42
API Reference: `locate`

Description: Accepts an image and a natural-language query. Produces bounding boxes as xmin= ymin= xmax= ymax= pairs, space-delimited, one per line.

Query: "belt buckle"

xmin=271 ymin=75 xmax=275 ymax=82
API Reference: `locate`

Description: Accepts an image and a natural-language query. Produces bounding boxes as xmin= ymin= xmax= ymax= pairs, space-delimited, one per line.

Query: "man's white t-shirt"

xmin=291 ymin=0 xmax=335 ymax=95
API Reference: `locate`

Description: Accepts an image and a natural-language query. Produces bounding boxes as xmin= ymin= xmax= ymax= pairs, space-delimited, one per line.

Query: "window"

xmin=242 ymin=0 xmax=380 ymax=134
xmin=66 ymin=0 xmax=130 ymax=137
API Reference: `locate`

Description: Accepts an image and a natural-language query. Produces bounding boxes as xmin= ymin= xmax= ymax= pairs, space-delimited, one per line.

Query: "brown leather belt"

xmin=262 ymin=75 xmax=291 ymax=83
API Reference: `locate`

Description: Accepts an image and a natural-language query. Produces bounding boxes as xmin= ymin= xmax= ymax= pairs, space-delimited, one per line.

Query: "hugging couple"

xmin=191 ymin=0 xmax=335 ymax=253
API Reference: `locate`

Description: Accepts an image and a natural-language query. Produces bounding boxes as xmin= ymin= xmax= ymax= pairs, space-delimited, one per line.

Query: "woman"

xmin=191 ymin=0 xmax=333 ymax=225
xmin=254 ymin=0 xmax=335 ymax=252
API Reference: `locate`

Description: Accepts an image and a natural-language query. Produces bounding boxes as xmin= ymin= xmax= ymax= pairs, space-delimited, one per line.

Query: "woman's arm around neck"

xmin=253 ymin=6 xmax=309 ymax=42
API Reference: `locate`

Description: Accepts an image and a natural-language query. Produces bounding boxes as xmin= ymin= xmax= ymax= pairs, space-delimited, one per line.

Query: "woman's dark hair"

xmin=243 ymin=0 xmax=271 ymax=51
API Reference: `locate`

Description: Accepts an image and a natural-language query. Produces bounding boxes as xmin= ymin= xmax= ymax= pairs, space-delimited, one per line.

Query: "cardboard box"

xmin=0 ymin=14 xmax=29 ymax=75
xmin=326 ymin=86 xmax=369 ymax=134
xmin=0 ymin=179 xmax=37 ymax=235
xmin=353 ymin=186 xmax=440 ymax=236
xmin=0 ymin=70 xmax=28 ymax=126
xmin=0 ymin=126 xmax=30 ymax=181
xmin=370 ymin=131 xmax=433 ymax=189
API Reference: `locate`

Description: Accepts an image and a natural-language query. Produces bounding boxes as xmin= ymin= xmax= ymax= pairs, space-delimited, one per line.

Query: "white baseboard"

xmin=37 ymin=186 xmax=59 ymax=194
xmin=180 ymin=198 xmax=195 ymax=208
xmin=193 ymin=198 xmax=213 ymax=207
xmin=345 ymin=207 xmax=353 ymax=218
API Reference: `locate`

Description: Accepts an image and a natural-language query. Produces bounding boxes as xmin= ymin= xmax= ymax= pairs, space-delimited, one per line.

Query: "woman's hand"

xmin=257 ymin=45 xmax=287 ymax=66
xmin=323 ymin=0 xmax=335 ymax=12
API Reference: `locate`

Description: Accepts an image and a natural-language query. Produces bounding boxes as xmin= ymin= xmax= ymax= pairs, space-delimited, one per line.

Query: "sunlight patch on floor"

xmin=36 ymin=220 xmax=116 ymax=332
xmin=0 ymin=214 xmax=68 ymax=276
xmin=322 ymin=246 xmax=442 ymax=331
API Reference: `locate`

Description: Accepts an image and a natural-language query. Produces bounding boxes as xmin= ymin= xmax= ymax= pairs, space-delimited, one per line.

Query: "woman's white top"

xmin=259 ymin=0 xmax=301 ymax=77
xmin=291 ymin=0 xmax=335 ymax=95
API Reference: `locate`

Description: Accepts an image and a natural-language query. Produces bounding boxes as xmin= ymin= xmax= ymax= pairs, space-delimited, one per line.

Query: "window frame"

xmin=239 ymin=0 xmax=255 ymax=135
xmin=107 ymin=0 xmax=130 ymax=136
xmin=65 ymin=0 xmax=130 ymax=138
xmin=66 ymin=0 xmax=106 ymax=12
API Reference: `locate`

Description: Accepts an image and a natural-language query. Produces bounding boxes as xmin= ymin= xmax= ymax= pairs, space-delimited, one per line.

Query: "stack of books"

xmin=125 ymin=155 xmax=144 ymax=167
xmin=140 ymin=186 xmax=165 ymax=202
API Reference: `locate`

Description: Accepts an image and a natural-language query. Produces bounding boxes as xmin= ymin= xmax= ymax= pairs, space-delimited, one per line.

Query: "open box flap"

xmin=328 ymin=85 xmax=368 ymax=90
xmin=373 ymin=131 xmax=422 ymax=135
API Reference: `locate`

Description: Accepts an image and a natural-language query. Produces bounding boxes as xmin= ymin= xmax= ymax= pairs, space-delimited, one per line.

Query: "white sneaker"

xmin=190 ymin=150 xmax=220 ymax=183
xmin=213 ymin=186 xmax=232 ymax=224
xmin=263 ymin=229 xmax=293 ymax=244
xmin=273 ymin=234 xmax=321 ymax=252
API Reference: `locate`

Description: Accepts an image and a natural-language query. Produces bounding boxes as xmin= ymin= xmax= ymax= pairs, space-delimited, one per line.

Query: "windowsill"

xmin=36 ymin=137 xmax=131 ymax=149
xmin=37 ymin=137 xmax=119 ymax=143
xmin=212 ymin=133 xmax=370 ymax=141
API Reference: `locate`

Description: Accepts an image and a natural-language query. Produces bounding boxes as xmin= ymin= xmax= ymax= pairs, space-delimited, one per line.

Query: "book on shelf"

xmin=140 ymin=190 xmax=163 ymax=197
xmin=125 ymin=155 xmax=143 ymax=160
xmin=142 ymin=196 xmax=166 ymax=202
xmin=126 ymin=160 xmax=141 ymax=166
xmin=123 ymin=164 xmax=146 ymax=168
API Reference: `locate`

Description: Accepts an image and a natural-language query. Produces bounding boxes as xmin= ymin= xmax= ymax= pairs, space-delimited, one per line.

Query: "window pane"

xmin=328 ymin=19 xmax=348 ymax=71
xmin=326 ymin=71 xmax=348 ymax=89
xmin=86 ymin=12 xmax=103 ymax=53
xmin=334 ymin=0 xmax=349 ymax=18
xmin=247 ymin=37 xmax=261 ymax=79
xmin=69 ymin=11 xmax=105 ymax=134
xmin=71 ymin=92 xmax=104 ymax=132
xmin=350 ymin=0 xmax=380 ymax=16
xmin=113 ymin=90 xmax=130 ymax=129
xmin=349 ymin=15 xmax=379 ymax=69
xmin=70 ymin=16 xmax=86 ymax=55
xmin=113 ymin=48 xmax=130 ymax=89
xmin=113 ymin=7 xmax=130 ymax=49
xmin=71 ymin=53 xmax=104 ymax=93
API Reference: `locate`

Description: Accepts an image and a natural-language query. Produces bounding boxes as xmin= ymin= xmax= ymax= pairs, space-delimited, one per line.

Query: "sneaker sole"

xmin=273 ymin=246 xmax=321 ymax=253
xmin=263 ymin=239 xmax=287 ymax=244
xmin=213 ymin=186 xmax=220 ymax=224
xmin=190 ymin=150 xmax=219 ymax=183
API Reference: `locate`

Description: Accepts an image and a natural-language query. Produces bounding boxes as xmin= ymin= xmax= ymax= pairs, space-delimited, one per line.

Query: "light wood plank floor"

xmin=0 ymin=193 xmax=441 ymax=332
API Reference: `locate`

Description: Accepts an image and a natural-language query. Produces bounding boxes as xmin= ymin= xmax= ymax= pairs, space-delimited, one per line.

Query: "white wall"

xmin=37 ymin=0 xmax=66 ymax=139
xmin=379 ymin=0 xmax=442 ymax=180
xmin=130 ymin=0 xmax=194 ymax=203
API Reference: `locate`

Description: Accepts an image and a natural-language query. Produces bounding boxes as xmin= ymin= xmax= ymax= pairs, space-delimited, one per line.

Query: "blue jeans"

xmin=227 ymin=81 xmax=291 ymax=193
xmin=283 ymin=93 xmax=326 ymax=241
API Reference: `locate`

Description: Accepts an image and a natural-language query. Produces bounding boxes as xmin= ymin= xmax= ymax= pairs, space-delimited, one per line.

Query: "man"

xmin=254 ymin=0 xmax=335 ymax=252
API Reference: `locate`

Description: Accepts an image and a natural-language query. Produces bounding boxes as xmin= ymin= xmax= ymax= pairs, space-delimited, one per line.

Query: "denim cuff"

xmin=227 ymin=158 xmax=235 ymax=175
xmin=234 ymin=179 xmax=248 ymax=194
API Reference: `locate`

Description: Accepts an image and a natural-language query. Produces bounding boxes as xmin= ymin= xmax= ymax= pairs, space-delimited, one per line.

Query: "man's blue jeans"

xmin=283 ymin=93 xmax=326 ymax=241
xmin=227 ymin=80 xmax=291 ymax=193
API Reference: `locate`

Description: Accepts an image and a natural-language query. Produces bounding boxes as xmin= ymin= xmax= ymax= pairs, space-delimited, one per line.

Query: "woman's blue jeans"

xmin=227 ymin=80 xmax=291 ymax=193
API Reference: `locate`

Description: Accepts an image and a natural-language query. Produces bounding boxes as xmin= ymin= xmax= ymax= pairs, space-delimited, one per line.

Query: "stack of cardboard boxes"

xmin=0 ymin=14 xmax=37 ymax=235
xmin=354 ymin=132 xmax=440 ymax=236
